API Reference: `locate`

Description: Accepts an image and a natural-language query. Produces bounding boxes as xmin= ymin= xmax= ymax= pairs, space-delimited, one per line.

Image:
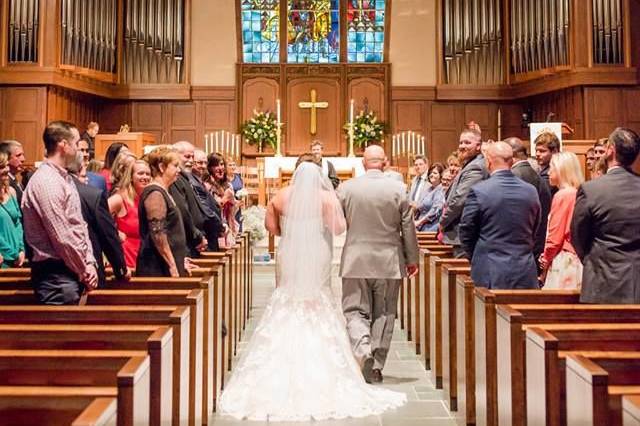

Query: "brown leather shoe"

xmin=371 ymin=368 xmax=383 ymax=383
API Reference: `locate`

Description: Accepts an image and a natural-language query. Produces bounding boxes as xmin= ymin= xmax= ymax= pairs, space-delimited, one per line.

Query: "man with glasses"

xmin=439 ymin=128 xmax=489 ymax=257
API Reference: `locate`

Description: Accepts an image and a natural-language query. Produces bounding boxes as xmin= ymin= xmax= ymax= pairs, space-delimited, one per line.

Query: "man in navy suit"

xmin=459 ymin=142 xmax=541 ymax=289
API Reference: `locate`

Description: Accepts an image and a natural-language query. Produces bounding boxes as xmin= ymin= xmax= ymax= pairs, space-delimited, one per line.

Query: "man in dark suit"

xmin=311 ymin=140 xmax=340 ymax=189
xmin=505 ymin=137 xmax=552 ymax=270
xmin=534 ymin=132 xmax=560 ymax=196
xmin=0 ymin=140 xmax=26 ymax=204
xmin=571 ymin=127 xmax=640 ymax=303
xmin=80 ymin=122 xmax=99 ymax=159
xmin=459 ymin=142 xmax=541 ymax=289
xmin=440 ymin=128 xmax=489 ymax=256
xmin=190 ymin=149 xmax=225 ymax=251
xmin=67 ymin=153 xmax=129 ymax=287
xmin=171 ymin=141 xmax=209 ymax=257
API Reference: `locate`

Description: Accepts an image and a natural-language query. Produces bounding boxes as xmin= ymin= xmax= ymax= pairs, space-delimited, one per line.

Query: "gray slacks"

xmin=342 ymin=278 xmax=401 ymax=370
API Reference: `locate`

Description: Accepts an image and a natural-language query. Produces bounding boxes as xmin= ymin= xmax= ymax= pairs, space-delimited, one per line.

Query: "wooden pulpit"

xmin=94 ymin=132 xmax=156 ymax=160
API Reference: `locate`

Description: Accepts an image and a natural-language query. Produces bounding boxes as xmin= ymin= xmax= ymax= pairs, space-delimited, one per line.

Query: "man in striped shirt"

xmin=21 ymin=121 xmax=98 ymax=305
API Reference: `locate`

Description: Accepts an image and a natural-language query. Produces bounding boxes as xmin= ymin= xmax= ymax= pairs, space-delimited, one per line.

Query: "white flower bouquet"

xmin=242 ymin=205 xmax=267 ymax=244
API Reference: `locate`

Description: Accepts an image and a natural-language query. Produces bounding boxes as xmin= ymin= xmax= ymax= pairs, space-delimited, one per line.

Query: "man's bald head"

xmin=504 ymin=137 xmax=528 ymax=160
xmin=363 ymin=145 xmax=386 ymax=171
xmin=485 ymin=141 xmax=514 ymax=173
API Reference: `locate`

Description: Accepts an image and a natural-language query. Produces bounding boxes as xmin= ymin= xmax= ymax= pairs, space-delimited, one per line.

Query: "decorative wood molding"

xmin=391 ymin=86 xmax=437 ymax=101
xmin=191 ymin=86 xmax=236 ymax=101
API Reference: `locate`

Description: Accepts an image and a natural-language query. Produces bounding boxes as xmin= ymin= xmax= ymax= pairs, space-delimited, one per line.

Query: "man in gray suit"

xmin=571 ymin=127 xmax=640 ymax=303
xmin=439 ymin=128 xmax=488 ymax=256
xmin=338 ymin=145 xmax=419 ymax=383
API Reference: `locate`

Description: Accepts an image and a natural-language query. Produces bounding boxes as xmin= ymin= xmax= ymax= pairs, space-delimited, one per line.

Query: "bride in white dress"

xmin=218 ymin=161 xmax=406 ymax=421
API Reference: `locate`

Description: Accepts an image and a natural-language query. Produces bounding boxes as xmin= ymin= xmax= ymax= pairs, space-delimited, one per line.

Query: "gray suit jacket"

xmin=571 ymin=167 xmax=640 ymax=303
xmin=440 ymin=154 xmax=489 ymax=245
xmin=338 ymin=170 xmax=419 ymax=279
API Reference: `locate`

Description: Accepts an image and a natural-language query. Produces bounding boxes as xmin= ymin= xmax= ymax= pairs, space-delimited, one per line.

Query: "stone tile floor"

xmin=211 ymin=265 xmax=455 ymax=425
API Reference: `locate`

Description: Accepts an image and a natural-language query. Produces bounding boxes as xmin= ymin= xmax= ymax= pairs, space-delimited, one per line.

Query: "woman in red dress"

xmin=108 ymin=159 xmax=151 ymax=269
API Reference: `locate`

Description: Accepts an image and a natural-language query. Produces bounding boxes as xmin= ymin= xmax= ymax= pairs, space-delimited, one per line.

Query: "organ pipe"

xmin=7 ymin=0 xmax=39 ymax=63
xmin=593 ymin=0 xmax=624 ymax=64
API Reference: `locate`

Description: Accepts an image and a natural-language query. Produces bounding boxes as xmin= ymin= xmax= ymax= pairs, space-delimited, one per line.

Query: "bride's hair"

xmin=295 ymin=153 xmax=321 ymax=168
xmin=278 ymin=162 xmax=336 ymax=298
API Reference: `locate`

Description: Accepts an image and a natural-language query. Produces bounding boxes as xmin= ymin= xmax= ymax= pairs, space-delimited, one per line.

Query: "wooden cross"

xmin=298 ymin=89 xmax=328 ymax=135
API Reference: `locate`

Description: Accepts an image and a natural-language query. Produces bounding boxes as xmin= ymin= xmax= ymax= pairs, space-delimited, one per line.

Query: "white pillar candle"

xmin=349 ymin=99 xmax=355 ymax=124
xmin=276 ymin=99 xmax=281 ymax=124
xmin=422 ymin=136 xmax=426 ymax=155
xmin=401 ymin=132 xmax=405 ymax=154
xmin=236 ymin=135 xmax=240 ymax=159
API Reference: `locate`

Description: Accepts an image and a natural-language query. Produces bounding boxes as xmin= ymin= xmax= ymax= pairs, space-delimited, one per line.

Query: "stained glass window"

xmin=287 ymin=0 xmax=340 ymax=63
xmin=347 ymin=0 xmax=385 ymax=62
xmin=241 ymin=0 xmax=280 ymax=63
xmin=239 ymin=0 xmax=387 ymax=63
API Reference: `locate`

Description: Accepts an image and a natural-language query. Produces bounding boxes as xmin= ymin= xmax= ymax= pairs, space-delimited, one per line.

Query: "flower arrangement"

xmin=242 ymin=205 xmax=267 ymax=244
xmin=241 ymin=110 xmax=278 ymax=152
xmin=344 ymin=111 xmax=385 ymax=148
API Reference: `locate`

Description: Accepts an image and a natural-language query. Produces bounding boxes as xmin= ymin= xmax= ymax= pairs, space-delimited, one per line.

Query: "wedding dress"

xmin=218 ymin=163 xmax=406 ymax=421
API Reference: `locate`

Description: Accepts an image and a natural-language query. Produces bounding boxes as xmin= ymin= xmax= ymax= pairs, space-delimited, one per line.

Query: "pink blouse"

xmin=541 ymin=187 xmax=578 ymax=267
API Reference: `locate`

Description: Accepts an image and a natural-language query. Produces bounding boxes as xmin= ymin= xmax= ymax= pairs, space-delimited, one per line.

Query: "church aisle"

xmin=211 ymin=264 xmax=455 ymax=426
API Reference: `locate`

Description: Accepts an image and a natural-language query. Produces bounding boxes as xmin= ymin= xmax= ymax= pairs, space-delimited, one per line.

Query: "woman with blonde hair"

xmin=109 ymin=151 xmax=137 ymax=194
xmin=108 ymin=159 xmax=151 ymax=269
xmin=539 ymin=151 xmax=584 ymax=289
xmin=0 ymin=152 xmax=24 ymax=268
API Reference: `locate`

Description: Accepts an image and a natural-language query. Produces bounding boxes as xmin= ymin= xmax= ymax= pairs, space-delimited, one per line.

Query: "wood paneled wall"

xmin=391 ymin=87 xmax=525 ymax=161
xmin=523 ymin=86 xmax=640 ymax=140
xmin=3 ymin=83 xmax=639 ymax=166
xmin=0 ymin=87 xmax=47 ymax=163
xmin=98 ymin=87 xmax=237 ymax=151
xmin=47 ymin=87 xmax=102 ymax=133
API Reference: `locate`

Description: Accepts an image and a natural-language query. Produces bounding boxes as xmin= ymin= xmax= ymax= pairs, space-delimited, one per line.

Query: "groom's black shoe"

xmin=362 ymin=355 xmax=375 ymax=384
xmin=371 ymin=369 xmax=383 ymax=383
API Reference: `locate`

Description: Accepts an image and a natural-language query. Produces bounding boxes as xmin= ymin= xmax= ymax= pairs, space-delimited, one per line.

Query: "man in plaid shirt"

xmin=21 ymin=121 xmax=98 ymax=305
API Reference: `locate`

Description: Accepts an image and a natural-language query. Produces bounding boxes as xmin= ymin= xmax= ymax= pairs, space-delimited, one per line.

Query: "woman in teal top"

xmin=0 ymin=152 xmax=24 ymax=268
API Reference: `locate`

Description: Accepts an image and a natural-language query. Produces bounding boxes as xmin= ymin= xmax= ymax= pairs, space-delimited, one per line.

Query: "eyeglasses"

xmin=194 ymin=160 xmax=206 ymax=165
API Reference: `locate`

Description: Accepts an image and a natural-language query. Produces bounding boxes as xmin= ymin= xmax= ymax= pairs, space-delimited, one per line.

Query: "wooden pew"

xmin=199 ymin=252 xmax=237 ymax=371
xmin=0 ymin=305 xmax=190 ymax=426
xmin=0 ymin=391 xmax=117 ymax=426
xmin=0 ymin=289 xmax=203 ymax=426
xmin=411 ymin=240 xmax=447 ymax=356
xmin=526 ymin=325 xmax=640 ymax=426
xmin=455 ymin=276 xmax=476 ymax=426
xmin=496 ymin=304 xmax=640 ymax=426
xmin=420 ymin=245 xmax=453 ymax=370
xmin=441 ymin=263 xmax=471 ymax=412
xmin=473 ymin=289 xmax=580 ymax=426
xmin=526 ymin=324 xmax=640 ymax=426
xmin=0 ymin=350 xmax=150 ymax=426
xmin=623 ymin=395 xmax=640 ymax=426
xmin=108 ymin=273 xmax=223 ymax=419
xmin=0 ymin=324 xmax=172 ymax=426
xmin=430 ymin=255 xmax=467 ymax=388
xmin=0 ymin=268 xmax=226 ymax=421
xmin=566 ymin=352 xmax=640 ymax=426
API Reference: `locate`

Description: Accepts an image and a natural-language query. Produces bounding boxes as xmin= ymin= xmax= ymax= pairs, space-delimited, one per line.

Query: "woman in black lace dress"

xmin=136 ymin=146 xmax=190 ymax=277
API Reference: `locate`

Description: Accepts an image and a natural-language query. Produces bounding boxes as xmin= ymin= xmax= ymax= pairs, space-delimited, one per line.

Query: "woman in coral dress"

xmin=539 ymin=152 xmax=584 ymax=289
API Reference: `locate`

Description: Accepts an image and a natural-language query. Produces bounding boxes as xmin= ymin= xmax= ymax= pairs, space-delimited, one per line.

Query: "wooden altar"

xmin=94 ymin=132 xmax=156 ymax=159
